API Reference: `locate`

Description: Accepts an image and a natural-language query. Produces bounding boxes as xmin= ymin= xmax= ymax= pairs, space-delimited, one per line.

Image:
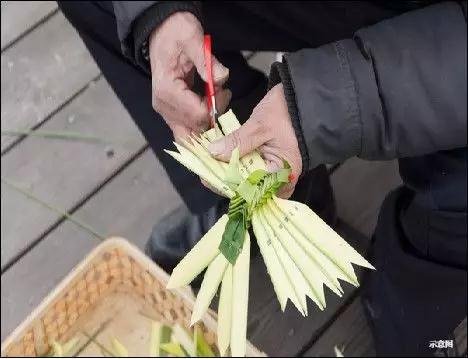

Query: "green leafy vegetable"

xmin=219 ymin=211 xmax=246 ymax=264
xmin=246 ymin=169 xmax=268 ymax=184
xmin=160 ymin=342 xmax=186 ymax=357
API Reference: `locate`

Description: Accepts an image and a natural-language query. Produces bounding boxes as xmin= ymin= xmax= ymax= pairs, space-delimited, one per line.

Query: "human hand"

xmin=208 ymin=84 xmax=302 ymax=198
xmin=149 ymin=12 xmax=231 ymax=141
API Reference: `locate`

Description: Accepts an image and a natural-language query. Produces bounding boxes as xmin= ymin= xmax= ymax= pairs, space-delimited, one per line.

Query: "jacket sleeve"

xmin=271 ymin=1 xmax=467 ymax=172
xmin=112 ymin=1 xmax=201 ymax=71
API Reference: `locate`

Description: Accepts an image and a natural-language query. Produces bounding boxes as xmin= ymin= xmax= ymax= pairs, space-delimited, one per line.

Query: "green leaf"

xmin=236 ymin=180 xmax=257 ymax=204
xmin=160 ymin=343 xmax=186 ymax=357
xmin=247 ymin=169 xmax=268 ymax=184
xmin=51 ymin=341 xmax=63 ymax=357
xmin=195 ymin=325 xmax=215 ymax=357
xmin=160 ymin=325 xmax=173 ymax=357
xmin=219 ymin=211 xmax=246 ymax=264
xmin=275 ymin=167 xmax=291 ymax=183
xmin=110 ymin=338 xmax=128 ymax=357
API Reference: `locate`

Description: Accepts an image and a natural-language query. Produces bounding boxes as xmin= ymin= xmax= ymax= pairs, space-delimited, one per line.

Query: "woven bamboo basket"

xmin=1 ymin=238 xmax=264 ymax=357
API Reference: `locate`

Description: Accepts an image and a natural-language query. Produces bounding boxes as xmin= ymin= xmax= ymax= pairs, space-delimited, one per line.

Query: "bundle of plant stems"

xmin=165 ymin=110 xmax=375 ymax=357
xmin=49 ymin=321 xmax=215 ymax=357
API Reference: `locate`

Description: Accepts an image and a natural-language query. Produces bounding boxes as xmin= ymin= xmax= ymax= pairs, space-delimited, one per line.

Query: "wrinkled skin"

xmin=149 ymin=12 xmax=231 ymax=141
xmin=209 ymin=84 xmax=302 ymax=199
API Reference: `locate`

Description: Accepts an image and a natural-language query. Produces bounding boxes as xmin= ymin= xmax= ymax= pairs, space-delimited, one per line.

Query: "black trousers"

xmin=59 ymin=2 xmax=466 ymax=356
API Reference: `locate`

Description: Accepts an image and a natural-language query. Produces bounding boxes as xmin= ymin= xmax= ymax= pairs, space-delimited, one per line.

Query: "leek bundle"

xmin=165 ymin=110 xmax=375 ymax=357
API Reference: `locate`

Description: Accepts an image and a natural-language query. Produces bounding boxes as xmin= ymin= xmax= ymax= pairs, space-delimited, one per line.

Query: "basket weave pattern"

xmin=3 ymin=241 xmax=215 ymax=357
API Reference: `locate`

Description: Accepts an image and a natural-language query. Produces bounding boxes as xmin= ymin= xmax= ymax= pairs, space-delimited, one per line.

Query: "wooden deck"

xmin=1 ymin=2 xmax=406 ymax=356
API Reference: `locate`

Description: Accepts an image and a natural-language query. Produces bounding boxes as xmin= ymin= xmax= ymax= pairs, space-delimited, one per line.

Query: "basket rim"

xmin=1 ymin=238 xmax=204 ymax=352
xmin=1 ymin=237 xmax=265 ymax=357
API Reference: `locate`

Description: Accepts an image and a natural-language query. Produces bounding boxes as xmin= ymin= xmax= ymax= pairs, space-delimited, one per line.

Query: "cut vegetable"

xmin=164 ymin=149 xmax=234 ymax=198
xmin=273 ymin=196 xmax=374 ymax=282
xmin=172 ymin=324 xmax=196 ymax=356
xmin=218 ymin=110 xmax=266 ymax=173
xmin=266 ymin=201 xmax=346 ymax=294
xmin=195 ymin=325 xmax=216 ymax=357
xmin=149 ymin=321 xmax=162 ymax=356
xmin=217 ymin=265 xmax=233 ymax=356
xmin=191 ymin=254 xmax=229 ymax=325
xmin=164 ymin=109 xmax=375 ymax=357
xmin=160 ymin=342 xmax=186 ymax=357
xmin=182 ymin=138 xmax=227 ymax=180
xmin=263 ymin=202 xmax=328 ymax=309
xmin=110 ymin=338 xmax=128 ymax=357
xmin=167 ymin=215 xmax=228 ymax=289
xmin=51 ymin=341 xmax=63 ymax=357
xmin=230 ymin=232 xmax=250 ymax=357
xmin=258 ymin=208 xmax=310 ymax=315
xmin=251 ymin=212 xmax=292 ymax=311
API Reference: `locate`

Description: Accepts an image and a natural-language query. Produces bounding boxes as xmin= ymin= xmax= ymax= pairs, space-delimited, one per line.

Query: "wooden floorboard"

xmin=302 ymin=295 xmax=375 ymax=357
xmin=1 ymin=11 xmax=100 ymax=151
xmin=1 ymin=150 xmax=182 ymax=340
xmin=1 ymin=78 xmax=146 ymax=268
xmin=1 ymin=1 xmax=58 ymax=50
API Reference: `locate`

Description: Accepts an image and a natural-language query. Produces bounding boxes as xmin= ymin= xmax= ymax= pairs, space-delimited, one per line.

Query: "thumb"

xmin=211 ymin=57 xmax=229 ymax=86
xmin=208 ymin=118 xmax=268 ymax=162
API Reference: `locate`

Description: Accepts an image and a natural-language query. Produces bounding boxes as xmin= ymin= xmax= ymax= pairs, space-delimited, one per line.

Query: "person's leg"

xmin=58 ymin=1 xmax=225 ymax=215
xmin=362 ymin=151 xmax=467 ymax=356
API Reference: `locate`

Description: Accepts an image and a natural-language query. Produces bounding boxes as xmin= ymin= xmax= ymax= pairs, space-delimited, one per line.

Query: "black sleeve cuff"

xmin=269 ymin=60 xmax=310 ymax=177
xmin=132 ymin=1 xmax=202 ymax=74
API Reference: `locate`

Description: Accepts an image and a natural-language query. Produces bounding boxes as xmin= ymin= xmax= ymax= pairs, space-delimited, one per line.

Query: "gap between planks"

xmin=1 ymin=2 xmax=59 ymax=52
xmin=1 ymin=144 xmax=149 ymax=274
xmin=1 ymin=73 xmax=103 ymax=156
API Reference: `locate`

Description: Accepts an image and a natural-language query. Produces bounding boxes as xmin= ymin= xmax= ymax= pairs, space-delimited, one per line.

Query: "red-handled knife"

xmin=203 ymin=34 xmax=223 ymax=133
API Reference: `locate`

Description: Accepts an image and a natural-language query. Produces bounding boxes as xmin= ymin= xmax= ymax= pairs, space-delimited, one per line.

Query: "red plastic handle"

xmin=203 ymin=34 xmax=215 ymax=97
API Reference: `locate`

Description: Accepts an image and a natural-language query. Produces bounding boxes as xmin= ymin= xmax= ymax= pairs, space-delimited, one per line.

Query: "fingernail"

xmin=208 ymin=140 xmax=224 ymax=156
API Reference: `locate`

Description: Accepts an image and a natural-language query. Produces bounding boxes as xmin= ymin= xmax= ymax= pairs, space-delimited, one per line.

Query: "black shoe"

xmin=145 ymin=199 xmax=229 ymax=274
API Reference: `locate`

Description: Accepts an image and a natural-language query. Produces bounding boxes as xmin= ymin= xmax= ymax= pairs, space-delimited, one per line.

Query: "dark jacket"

xmin=112 ymin=1 xmax=467 ymax=215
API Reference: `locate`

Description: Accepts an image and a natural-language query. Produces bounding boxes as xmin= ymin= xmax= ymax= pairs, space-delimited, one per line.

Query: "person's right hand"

xmin=149 ymin=12 xmax=231 ymax=141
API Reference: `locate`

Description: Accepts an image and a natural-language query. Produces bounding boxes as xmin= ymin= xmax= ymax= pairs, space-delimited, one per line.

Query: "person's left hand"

xmin=207 ymin=83 xmax=302 ymax=198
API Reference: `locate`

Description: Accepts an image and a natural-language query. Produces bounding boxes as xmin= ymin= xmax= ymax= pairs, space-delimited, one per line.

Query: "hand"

xmin=149 ymin=12 xmax=231 ymax=141
xmin=208 ymin=84 xmax=302 ymax=198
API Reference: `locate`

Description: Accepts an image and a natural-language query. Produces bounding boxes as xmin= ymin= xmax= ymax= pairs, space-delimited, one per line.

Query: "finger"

xmin=216 ymin=88 xmax=232 ymax=113
xmin=203 ymin=89 xmax=232 ymax=115
xmin=155 ymin=78 xmax=210 ymax=131
xmin=183 ymin=37 xmax=229 ymax=85
xmin=277 ymin=182 xmax=295 ymax=199
xmin=172 ymin=125 xmax=192 ymax=143
xmin=211 ymin=56 xmax=230 ymax=86
xmin=208 ymin=116 xmax=269 ymax=162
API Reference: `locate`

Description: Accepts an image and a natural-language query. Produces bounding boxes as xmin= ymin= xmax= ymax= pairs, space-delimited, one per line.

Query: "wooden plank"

xmin=0 ymin=221 xmax=102 ymax=341
xmin=454 ymin=317 xmax=467 ymax=356
xmin=1 ymin=78 xmax=146 ymax=267
xmin=1 ymin=1 xmax=58 ymax=50
xmin=1 ymin=150 xmax=182 ymax=340
xmin=54 ymin=150 xmax=183 ymax=251
xmin=331 ymin=158 xmax=402 ymax=238
xmin=302 ymin=296 xmax=375 ymax=357
xmin=1 ymin=11 xmax=100 ymax=151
